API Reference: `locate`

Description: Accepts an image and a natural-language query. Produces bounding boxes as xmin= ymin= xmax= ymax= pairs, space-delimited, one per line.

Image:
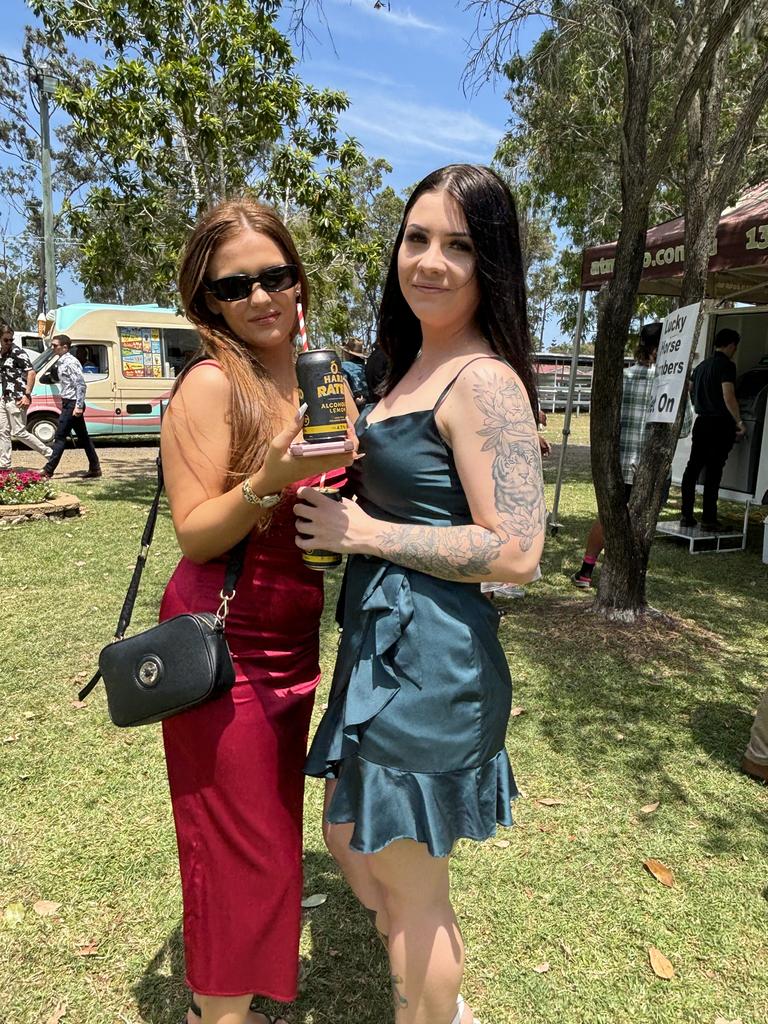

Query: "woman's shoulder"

xmin=173 ymin=359 xmax=230 ymax=398
xmin=447 ymin=354 xmax=523 ymax=398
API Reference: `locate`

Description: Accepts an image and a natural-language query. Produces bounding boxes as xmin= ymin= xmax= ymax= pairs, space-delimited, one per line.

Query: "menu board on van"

xmin=119 ymin=327 xmax=163 ymax=378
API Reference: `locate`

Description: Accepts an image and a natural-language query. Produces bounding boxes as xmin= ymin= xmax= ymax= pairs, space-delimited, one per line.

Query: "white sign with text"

xmin=647 ymin=302 xmax=701 ymax=423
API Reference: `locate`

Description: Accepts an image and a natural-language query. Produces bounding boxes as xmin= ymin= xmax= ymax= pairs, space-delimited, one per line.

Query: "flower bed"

xmin=0 ymin=469 xmax=54 ymax=505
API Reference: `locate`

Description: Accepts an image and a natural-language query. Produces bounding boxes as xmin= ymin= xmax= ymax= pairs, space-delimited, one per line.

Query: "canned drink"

xmin=302 ymin=488 xmax=343 ymax=572
xmin=296 ymin=349 xmax=348 ymax=443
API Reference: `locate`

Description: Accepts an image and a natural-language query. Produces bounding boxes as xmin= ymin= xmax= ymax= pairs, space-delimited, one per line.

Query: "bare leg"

xmin=584 ymin=518 xmax=604 ymax=561
xmin=367 ymin=838 xmax=472 ymax=1024
xmin=322 ymin=779 xmax=391 ymax=941
xmin=188 ymin=996 xmax=288 ymax=1024
xmin=188 ymin=995 xmax=251 ymax=1024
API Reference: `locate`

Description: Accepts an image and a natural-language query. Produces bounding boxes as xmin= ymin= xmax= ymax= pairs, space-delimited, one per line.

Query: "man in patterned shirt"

xmin=0 ymin=321 xmax=54 ymax=470
xmin=43 ymin=334 xmax=102 ymax=479
xmin=572 ymin=322 xmax=669 ymax=588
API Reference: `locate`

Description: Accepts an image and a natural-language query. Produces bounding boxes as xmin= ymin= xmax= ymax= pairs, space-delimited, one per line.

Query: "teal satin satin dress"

xmin=305 ymin=394 xmax=518 ymax=858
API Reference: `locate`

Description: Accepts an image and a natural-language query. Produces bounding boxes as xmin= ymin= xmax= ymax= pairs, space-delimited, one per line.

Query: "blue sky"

xmin=293 ymin=0 xmax=517 ymax=190
xmin=0 ymin=0 xmax=542 ymax=310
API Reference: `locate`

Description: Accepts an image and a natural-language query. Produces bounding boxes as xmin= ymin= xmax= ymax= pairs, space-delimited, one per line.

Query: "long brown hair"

xmin=377 ymin=164 xmax=538 ymax=420
xmin=177 ymin=197 xmax=309 ymax=488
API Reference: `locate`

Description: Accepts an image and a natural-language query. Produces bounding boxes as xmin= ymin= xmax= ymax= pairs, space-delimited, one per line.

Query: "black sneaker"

xmin=700 ymin=519 xmax=723 ymax=533
xmin=571 ymin=571 xmax=593 ymax=589
xmin=83 ymin=467 xmax=102 ymax=478
xmin=679 ymin=515 xmax=698 ymax=528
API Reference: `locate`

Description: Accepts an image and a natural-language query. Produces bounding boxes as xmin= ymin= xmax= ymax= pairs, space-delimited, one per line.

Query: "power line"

xmin=0 ymin=52 xmax=64 ymax=81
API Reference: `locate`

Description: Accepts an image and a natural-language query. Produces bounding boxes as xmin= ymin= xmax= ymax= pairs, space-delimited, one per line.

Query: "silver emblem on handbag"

xmin=138 ymin=657 xmax=162 ymax=687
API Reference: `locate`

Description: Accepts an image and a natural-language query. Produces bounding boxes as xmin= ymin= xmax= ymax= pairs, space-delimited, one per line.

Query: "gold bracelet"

xmin=241 ymin=477 xmax=281 ymax=508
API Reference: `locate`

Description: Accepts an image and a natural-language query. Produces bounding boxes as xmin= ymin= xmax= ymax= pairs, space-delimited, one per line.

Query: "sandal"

xmin=186 ymin=996 xmax=289 ymax=1024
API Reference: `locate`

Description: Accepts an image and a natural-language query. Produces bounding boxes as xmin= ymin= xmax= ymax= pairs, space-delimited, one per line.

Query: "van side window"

xmin=73 ymin=343 xmax=109 ymax=376
xmin=163 ymin=328 xmax=201 ymax=378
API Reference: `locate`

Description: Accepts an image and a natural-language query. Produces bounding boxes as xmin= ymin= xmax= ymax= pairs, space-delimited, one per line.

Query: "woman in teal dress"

xmin=295 ymin=165 xmax=546 ymax=1024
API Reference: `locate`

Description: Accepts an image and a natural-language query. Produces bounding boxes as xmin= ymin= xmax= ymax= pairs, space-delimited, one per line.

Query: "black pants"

xmin=680 ymin=415 xmax=736 ymax=522
xmin=44 ymin=398 xmax=101 ymax=475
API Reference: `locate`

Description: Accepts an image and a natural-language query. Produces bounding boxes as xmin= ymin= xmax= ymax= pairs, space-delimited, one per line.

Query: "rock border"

xmin=0 ymin=491 xmax=81 ymax=523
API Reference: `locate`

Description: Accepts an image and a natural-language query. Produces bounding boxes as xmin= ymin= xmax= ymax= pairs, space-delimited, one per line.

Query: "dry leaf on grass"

xmin=45 ymin=1001 xmax=67 ymax=1024
xmin=3 ymin=902 xmax=25 ymax=925
xmin=492 ymin=840 xmax=510 ymax=849
xmin=23 ymin=712 xmax=36 ymax=720
xmin=33 ymin=900 xmax=62 ymax=917
xmin=640 ymin=802 xmax=660 ymax=814
xmin=301 ymin=893 xmax=327 ymax=909
xmin=535 ymin=798 xmax=565 ymax=807
xmin=510 ymin=706 xmax=525 ymax=717
xmin=75 ymin=942 xmax=100 ymax=956
xmin=714 ymin=1017 xmax=743 ymax=1024
xmin=533 ymin=962 xmax=550 ymax=974
xmin=70 ymin=701 xmax=87 ymax=710
xmin=648 ymin=946 xmax=675 ymax=979
xmin=643 ymin=858 xmax=675 ymax=887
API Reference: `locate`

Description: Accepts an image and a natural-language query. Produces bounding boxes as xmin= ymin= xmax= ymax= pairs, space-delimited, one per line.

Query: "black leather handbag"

xmin=78 ymin=458 xmax=246 ymax=727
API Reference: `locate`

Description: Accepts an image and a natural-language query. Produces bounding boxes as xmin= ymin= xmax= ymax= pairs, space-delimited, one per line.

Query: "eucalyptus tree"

xmin=468 ymin=0 xmax=768 ymax=619
xmin=31 ymin=0 xmax=373 ymax=302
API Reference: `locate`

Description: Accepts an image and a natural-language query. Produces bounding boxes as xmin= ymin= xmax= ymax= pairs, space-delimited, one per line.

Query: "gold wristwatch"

xmin=242 ymin=477 xmax=281 ymax=508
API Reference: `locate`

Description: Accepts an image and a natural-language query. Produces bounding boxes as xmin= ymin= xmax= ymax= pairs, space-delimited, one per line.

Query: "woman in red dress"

xmin=160 ymin=198 xmax=355 ymax=1024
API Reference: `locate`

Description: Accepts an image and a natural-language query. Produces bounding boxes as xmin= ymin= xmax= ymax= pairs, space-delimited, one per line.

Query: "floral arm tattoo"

xmin=374 ymin=371 xmax=546 ymax=580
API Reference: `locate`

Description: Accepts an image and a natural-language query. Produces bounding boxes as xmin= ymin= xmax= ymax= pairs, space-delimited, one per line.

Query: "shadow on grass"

xmin=132 ymin=850 xmax=390 ymax=1024
xmin=501 ymin=593 xmax=767 ymax=847
xmin=133 ymin=926 xmax=186 ymax=1023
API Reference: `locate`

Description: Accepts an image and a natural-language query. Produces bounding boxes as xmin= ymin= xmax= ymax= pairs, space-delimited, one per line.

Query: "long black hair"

xmin=376 ymin=164 xmax=538 ymax=415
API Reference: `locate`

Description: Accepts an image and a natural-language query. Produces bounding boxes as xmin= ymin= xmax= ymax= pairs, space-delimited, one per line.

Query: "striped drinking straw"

xmin=296 ymin=300 xmax=309 ymax=352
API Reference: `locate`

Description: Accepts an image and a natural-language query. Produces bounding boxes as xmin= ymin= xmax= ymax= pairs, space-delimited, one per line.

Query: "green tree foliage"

xmin=468 ymin=0 xmax=768 ymax=617
xmin=31 ymin=0 xmax=374 ymax=303
xmin=291 ymin=158 xmax=405 ymax=349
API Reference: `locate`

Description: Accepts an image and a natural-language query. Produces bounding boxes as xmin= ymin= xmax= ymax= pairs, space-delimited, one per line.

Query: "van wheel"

xmin=28 ymin=414 xmax=58 ymax=446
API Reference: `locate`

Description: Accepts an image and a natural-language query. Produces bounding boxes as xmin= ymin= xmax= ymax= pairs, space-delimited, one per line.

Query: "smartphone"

xmin=289 ymin=439 xmax=354 ymax=457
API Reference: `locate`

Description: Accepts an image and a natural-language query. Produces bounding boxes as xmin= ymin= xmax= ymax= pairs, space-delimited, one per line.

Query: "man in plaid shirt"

xmin=572 ymin=322 xmax=678 ymax=588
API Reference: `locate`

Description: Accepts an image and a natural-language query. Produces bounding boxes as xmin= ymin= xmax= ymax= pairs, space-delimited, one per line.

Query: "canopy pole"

xmin=548 ymin=289 xmax=587 ymax=534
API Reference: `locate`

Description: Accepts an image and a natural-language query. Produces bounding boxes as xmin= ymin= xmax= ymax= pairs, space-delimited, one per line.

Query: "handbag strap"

xmin=78 ymin=456 xmax=247 ymax=701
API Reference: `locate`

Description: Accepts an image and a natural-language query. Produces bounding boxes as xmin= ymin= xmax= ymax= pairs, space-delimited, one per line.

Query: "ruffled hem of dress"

xmin=324 ymin=748 xmax=518 ymax=858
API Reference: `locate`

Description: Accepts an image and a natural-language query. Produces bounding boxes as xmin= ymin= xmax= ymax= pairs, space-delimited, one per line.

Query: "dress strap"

xmin=432 ymin=355 xmax=507 ymax=414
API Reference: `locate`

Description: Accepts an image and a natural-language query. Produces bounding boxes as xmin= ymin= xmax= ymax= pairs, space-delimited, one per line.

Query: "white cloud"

xmin=342 ymin=95 xmax=502 ymax=163
xmin=330 ymin=0 xmax=447 ymax=34
xmin=305 ymin=59 xmax=397 ymax=88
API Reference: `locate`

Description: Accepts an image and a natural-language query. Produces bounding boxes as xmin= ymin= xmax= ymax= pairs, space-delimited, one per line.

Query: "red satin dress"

xmin=160 ymin=477 xmax=332 ymax=1000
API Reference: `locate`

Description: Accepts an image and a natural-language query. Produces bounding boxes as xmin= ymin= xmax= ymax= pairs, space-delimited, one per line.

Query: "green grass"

xmin=540 ymin=411 xmax=591 ymax=447
xmin=1 ymin=455 xmax=766 ymax=1024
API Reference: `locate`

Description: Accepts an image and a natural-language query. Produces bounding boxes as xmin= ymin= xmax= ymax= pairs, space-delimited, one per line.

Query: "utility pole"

xmin=34 ymin=64 xmax=57 ymax=313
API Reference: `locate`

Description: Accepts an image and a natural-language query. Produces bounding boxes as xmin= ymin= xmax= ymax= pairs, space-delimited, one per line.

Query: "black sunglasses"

xmin=205 ymin=264 xmax=299 ymax=302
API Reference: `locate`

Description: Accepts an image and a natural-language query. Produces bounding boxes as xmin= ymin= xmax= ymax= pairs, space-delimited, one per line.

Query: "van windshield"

xmin=32 ymin=348 xmax=54 ymax=371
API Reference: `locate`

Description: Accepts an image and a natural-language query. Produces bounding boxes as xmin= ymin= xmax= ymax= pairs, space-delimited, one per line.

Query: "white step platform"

xmin=656 ymin=517 xmax=747 ymax=554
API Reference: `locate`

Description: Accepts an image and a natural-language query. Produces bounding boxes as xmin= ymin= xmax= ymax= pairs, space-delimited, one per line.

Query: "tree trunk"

xmin=625 ymin=32 xmax=768 ymax=602
xmin=590 ymin=3 xmax=654 ymax=619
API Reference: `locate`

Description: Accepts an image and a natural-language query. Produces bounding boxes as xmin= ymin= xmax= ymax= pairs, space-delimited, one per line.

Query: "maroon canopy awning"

xmin=580 ymin=181 xmax=768 ymax=302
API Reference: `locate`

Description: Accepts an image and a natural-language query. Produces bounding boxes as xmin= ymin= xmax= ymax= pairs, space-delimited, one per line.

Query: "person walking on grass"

xmin=680 ymin=327 xmax=745 ymax=531
xmin=0 ymin=322 xmax=53 ymax=470
xmin=43 ymin=334 xmax=102 ymax=479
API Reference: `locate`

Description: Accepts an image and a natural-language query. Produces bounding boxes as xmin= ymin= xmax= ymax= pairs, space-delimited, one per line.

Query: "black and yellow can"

xmin=296 ymin=349 xmax=348 ymax=442
xmin=301 ymin=489 xmax=342 ymax=571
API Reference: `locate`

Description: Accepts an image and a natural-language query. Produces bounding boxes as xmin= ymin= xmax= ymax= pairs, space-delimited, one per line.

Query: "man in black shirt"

xmin=680 ymin=328 xmax=745 ymax=530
